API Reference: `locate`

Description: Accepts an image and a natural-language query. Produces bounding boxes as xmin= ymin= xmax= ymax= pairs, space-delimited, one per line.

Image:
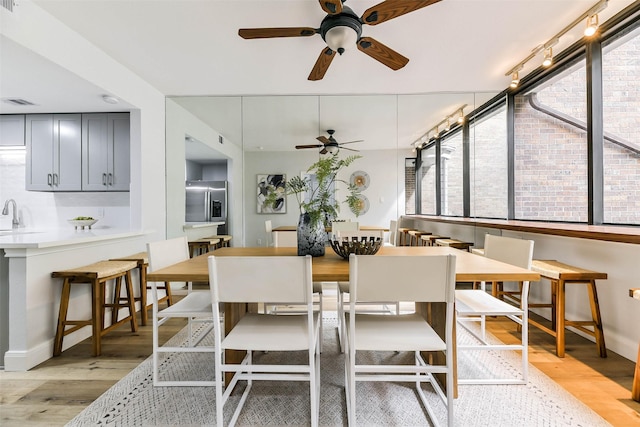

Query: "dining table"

xmin=146 ymin=245 xmax=540 ymax=395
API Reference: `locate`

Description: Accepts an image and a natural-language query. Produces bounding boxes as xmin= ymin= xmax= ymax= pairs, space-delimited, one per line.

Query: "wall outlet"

xmin=257 ymin=238 xmax=262 ymax=246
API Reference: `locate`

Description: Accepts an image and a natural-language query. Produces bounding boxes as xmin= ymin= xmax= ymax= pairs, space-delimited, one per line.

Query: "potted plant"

xmin=268 ymin=153 xmax=363 ymax=256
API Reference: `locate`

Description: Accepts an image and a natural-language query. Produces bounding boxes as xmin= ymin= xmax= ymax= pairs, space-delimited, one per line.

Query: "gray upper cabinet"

xmin=81 ymin=113 xmax=130 ymax=191
xmin=26 ymin=114 xmax=82 ymax=191
xmin=0 ymin=115 xmax=25 ymax=146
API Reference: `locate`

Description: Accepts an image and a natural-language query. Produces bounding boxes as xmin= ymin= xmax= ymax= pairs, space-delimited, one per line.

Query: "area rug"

xmin=67 ymin=316 xmax=611 ymax=427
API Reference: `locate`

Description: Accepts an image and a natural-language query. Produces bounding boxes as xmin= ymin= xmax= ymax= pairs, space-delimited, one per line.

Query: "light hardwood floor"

xmin=1 ymin=305 xmax=639 ymax=426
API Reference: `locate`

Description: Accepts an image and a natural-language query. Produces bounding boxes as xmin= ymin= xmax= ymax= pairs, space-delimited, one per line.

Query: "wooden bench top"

xmin=189 ymin=238 xmax=221 ymax=245
xmin=531 ymin=260 xmax=608 ymax=281
xmin=110 ymin=252 xmax=148 ymax=265
xmin=52 ymin=260 xmax=137 ymax=279
xmin=408 ymin=230 xmax=431 ymax=236
xmin=435 ymin=238 xmax=473 ymax=249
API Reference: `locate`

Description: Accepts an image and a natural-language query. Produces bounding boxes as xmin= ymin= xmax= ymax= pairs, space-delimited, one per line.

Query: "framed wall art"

xmin=257 ymin=174 xmax=286 ymax=214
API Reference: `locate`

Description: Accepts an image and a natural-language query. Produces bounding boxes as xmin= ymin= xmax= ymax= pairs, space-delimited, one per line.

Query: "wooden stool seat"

xmin=52 ymin=260 xmax=138 ymax=357
xmin=110 ymin=252 xmax=173 ymax=326
xmin=435 ymin=238 xmax=473 ymax=251
xmin=210 ymin=234 xmax=232 ymax=247
xmin=420 ymin=235 xmax=450 ymax=246
xmin=407 ymin=230 xmax=431 ymax=246
xmin=530 ymin=260 xmax=607 ymax=358
xmin=188 ymin=238 xmax=221 ymax=257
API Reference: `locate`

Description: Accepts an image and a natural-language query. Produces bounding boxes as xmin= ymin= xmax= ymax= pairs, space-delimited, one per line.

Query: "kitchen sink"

xmin=0 ymin=229 xmax=42 ymax=236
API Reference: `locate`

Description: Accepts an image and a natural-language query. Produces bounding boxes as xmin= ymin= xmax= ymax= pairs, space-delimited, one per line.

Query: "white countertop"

xmin=183 ymin=222 xmax=224 ymax=230
xmin=0 ymin=227 xmax=147 ymax=249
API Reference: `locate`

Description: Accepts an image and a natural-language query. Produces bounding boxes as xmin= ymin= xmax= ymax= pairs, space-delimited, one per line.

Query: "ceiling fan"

xmin=238 ymin=0 xmax=441 ymax=81
xmin=296 ymin=129 xmax=363 ymax=154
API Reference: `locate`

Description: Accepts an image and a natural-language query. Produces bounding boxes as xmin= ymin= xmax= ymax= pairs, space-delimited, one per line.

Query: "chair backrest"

xmin=335 ymin=229 xmax=384 ymax=241
xmin=273 ymin=230 xmax=297 ymax=247
xmin=208 ymin=255 xmax=313 ymax=303
xmin=389 ymin=219 xmax=398 ymax=246
xmin=349 ymin=254 xmax=456 ymax=303
xmin=332 ymin=221 xmax=359 ymax=233
xmin=147 ymin=236 xmax=189 ymax=272
xmin=483 ymin=234 xmax=534 ymax=270
xmin=265 ymin=220 xmax=273 ymax=246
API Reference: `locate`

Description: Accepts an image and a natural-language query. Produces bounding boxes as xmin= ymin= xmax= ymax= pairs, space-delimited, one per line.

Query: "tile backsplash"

xmin=0 ymin=150 xmax=131 ymax=230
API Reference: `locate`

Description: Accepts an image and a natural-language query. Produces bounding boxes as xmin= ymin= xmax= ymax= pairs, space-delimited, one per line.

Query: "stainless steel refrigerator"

xmin=185 ymin=180 xmax=228 ymax=233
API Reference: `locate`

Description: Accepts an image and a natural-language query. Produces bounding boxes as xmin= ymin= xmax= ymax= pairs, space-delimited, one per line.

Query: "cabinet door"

xmin=82 ymin=114 xmax=110 ymax=191
xmin=54 ymin=114 xmax=82 ymax=191
xmin=108 ymin=113 xmax=130 ymax=191
xmin=0 ymin=115 xmax=25 ymax=146
xmin=25 ymin=114 xmax=54 ymax=191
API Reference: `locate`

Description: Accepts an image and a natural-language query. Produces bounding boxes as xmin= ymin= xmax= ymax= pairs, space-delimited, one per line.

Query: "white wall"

xmin=244 ymin=149 xmax=411 ymax=246
xmin=405 ymin=217 xmax=640 ymax=363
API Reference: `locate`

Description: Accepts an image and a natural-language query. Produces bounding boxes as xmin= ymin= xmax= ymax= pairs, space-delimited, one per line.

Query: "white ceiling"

xmin=1 ymin=0 xmax=635 ymax=157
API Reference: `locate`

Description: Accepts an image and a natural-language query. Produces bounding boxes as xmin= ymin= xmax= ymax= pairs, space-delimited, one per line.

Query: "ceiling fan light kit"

xmin=238 ymin=0 xmax=442 ymax=81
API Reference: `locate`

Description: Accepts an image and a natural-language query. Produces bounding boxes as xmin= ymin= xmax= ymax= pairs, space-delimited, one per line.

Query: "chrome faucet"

xmin=2 ymin=199 xmax=19 ymax=229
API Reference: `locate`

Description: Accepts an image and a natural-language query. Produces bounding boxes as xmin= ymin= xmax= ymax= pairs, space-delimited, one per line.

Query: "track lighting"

xmin=504 ymin=0 xmax=607 ymax=89
xmin=411 ymin=105 xmax=467 ymax=148
xmin=584 ymin=14 xmax=599 ymax=37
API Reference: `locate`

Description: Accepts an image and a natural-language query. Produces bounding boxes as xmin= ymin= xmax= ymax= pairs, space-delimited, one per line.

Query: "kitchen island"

xmin=0 ymin=227 xmax=151 ymax=371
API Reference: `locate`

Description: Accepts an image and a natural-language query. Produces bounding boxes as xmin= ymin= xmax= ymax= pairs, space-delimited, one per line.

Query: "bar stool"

xmin=52 ymin=260 xmax=138 ymax=356
xmin=407 ymin=230 xmax=431 ymax=246
xmin=420 ymin=235 xmax=450 ymax=246
xmin=435 ymin=238 xmax=474 ymax=252
xmin=188 ymin=237 xmax=221 ymax=257
xmin=211 ymin=234 xmax=232 ymax=247
xmin=110 ymin=252 xmax=173 ymax=326
xmin=397 ymin=228 xmax=412 ymax=246
xmin=530 ymin=260 xmax=607 ymax=358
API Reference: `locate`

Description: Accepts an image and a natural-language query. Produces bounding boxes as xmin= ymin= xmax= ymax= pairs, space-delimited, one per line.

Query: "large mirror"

xmin=166 ymin=93 xmax=498 ymax=245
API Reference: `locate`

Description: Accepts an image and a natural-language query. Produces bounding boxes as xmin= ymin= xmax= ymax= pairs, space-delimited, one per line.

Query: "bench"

xmin=435 ymin=238 xmax=474 ymax=252
xmin=52 ymin=260 xmax=138 ymax=356
xmin=530 ymin=260 xmax=607 ymax=358
xmin=188 ymin=237 xmax=221 ymax=257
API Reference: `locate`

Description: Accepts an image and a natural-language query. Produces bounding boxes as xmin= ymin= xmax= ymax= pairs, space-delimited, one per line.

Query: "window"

xmin=405 ymin=158 xmax=416 ymax=214
xmin=514 ymin=62 xmax=588 ymax=222
xmin=602 ymin=26 xmax=640 ymax=225
xmin=420 ymin=145 xmax=436 ymax=214
xmin=441 ymin=131 xmax=464 ymax=216
xmin=470 ymin=107 xmax=508 ymax=219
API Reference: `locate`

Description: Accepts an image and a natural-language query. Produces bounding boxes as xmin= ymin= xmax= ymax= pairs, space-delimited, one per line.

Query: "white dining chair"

xmin=331 ymin=220 xmax=359 ymax=234
xmin=147 ymin=236 xmax=215 ymax=386
xmin=334 ymin=229 xmax=399 ymax=352
xmin=345 ymin=254 xmax=456 ymax=427
xmin=209 ymin=255 xmax=320 ymax=427
xmin=264 ymin=219 xmax=273 ymax=247
xmin=385 ymin=219 xmax=399 ymax=246
xmin=455 ymin=234 xmax=534 ymax=384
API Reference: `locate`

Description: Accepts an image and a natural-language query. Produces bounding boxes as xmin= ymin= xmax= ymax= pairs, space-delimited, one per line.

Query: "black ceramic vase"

xmin=297 ymin=213 xmax=326 ymax=257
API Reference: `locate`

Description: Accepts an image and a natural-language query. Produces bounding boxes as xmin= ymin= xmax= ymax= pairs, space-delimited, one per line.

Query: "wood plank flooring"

xmin=1 ymin=305 xmax=639 ymax=426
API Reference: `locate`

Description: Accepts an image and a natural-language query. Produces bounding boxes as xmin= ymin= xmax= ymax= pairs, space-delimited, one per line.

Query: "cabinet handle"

xmin=53 ymin=173 xmax=59 ymax=186
xmin=47 ymin=173 xmax=52 ymax=186
xmin=108 ymin=173 xmax=113 ymax=186
xmin=102 ymin=173 xmax=107 ymax=186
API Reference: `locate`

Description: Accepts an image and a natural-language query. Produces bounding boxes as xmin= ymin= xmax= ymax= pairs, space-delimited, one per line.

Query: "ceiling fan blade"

xmin=308 ymin=47 xmax=336 ymax=81
xmin=296 ymin=144 xmax=324 ymax=149
xmin=238 ymin=27 xmax=317 ymax=39
xmin=340 ymin=146 xmax=360 ymax=152
xmin=338 ymin=139 xmax=364 ymax=145
xmin=318 ymin=0 xmax=343 ymax=15
xmin=361 ymin=0 xmax=441 ymax=26
xmin=357 ymin=37 xmax=409 ymax=70
xmin=316 ymin=136 xmax=331 ymax=144
xmin=319 ymin=147 xmax=328 ymax=154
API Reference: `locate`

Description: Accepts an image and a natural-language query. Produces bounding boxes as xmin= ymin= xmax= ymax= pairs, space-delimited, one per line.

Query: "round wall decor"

xmin=351 ymin=194 xmax=370 ymax=215
xmin=350 ymin=170 xmax=370 ymax=191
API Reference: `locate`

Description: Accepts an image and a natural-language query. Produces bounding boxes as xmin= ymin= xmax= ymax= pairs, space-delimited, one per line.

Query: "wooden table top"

xmin=273 ymin=225 xmax=388 ymax=232
xmin=146 ymin=246 xmax=539 ymax=284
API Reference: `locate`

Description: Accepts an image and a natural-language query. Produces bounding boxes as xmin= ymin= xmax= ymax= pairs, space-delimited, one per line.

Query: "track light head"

xmin=542 ymin=47 xmax=553 ymax=67
xmin=510 ymin=71 xmax=520 ymax=88
xmin=444 ymin=117 xmax=451 ymax=131
xmin=584 ymin=14 xmax=599 ymax=37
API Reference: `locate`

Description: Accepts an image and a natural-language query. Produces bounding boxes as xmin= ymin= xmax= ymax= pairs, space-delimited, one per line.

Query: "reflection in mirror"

xmin=168 ymin=92 xmax=498 ymax=246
